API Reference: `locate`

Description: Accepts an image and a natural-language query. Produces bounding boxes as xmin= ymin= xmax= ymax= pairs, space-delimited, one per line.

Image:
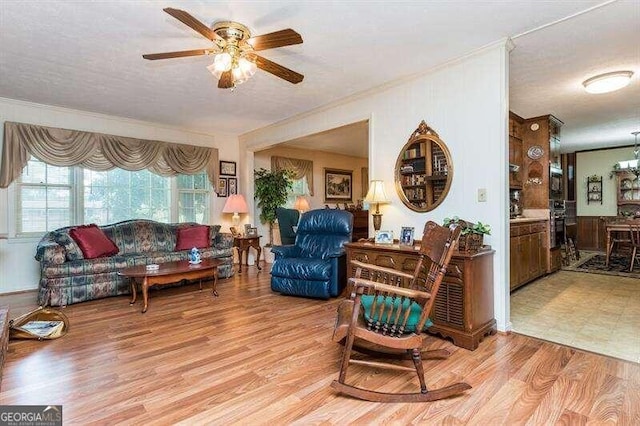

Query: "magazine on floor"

xmin=15 ymin=320 xmax=65 ymax=338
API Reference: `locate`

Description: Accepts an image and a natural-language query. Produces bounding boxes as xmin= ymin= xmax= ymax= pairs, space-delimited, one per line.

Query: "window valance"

xmin=0 ymin=121 xmax=218 ymax=188
xmin=271 ymin=156 xmax=314 ymax=195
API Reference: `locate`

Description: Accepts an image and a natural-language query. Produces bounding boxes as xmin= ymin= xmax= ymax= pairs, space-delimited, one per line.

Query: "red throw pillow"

xmin=69 ymin=224 xmax=119 ymax=259
xmin=176 ymin=225 xmax=211 ymax=251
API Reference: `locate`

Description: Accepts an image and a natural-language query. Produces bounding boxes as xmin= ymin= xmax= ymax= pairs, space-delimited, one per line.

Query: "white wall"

xmin=576 ymin=146 xmax=634 ymax=216
xmin=241 ymin=43 xmax=511 ymax=331
xmin=0 ymin=97 xmax=239 ymax=293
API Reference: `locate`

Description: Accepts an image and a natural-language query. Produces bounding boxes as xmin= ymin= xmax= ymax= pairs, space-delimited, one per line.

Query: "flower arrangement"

xmin=442 ymin=216 xmax=491 ymax=252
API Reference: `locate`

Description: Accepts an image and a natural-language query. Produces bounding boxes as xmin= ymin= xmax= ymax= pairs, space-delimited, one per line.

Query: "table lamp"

xmin=363 ymin=180 xmax=390 ymax=231
xmin=293 ymin=196 xmax=310 ymax=213
xmin=222 ymin=194 xmax=249 ymax=227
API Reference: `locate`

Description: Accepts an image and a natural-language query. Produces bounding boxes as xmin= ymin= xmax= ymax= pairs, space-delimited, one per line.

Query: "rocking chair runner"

xmin=331 ymin=221 xmax=470 ymax=402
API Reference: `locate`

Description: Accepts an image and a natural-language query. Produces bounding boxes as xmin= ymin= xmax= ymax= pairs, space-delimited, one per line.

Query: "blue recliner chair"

xmin=270 ymin=209 xmax=353 ymax=299
xmin=276 ymin=207 xmax=300 ymax=245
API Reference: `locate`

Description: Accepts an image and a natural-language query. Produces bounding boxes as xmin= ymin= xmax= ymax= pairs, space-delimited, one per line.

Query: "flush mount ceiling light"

xmin=582 ymin=71 xmax=633 ymax=94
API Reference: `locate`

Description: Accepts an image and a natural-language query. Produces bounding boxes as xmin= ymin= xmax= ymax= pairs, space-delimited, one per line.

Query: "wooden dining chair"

xmin=331 ymin=221 xmax=470 ymax=402
xmin=628 ymin=224 xmax=640 ymax=271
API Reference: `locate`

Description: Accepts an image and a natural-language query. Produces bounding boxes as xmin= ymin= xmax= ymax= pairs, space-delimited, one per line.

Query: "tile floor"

xmin=511 ymin=269 xmax=640 ymax=363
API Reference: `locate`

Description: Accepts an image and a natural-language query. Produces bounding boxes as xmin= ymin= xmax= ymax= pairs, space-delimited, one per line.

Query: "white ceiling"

xmin=279 ymin=120 xmax=369 ymax=158
xmin=510 ymin=0 xmax=640 ymax=152
xmin=0 ymin=0 xmax=618 ymax=141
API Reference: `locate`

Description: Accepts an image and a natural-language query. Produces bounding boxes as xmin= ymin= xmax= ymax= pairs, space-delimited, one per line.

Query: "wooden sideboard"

xmin=344 ymin=242 xmax=496 ymax=350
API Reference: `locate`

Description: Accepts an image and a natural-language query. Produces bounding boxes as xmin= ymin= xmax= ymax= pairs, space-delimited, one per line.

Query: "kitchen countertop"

xmin=510 ymin=216 xmax=548 ymax=224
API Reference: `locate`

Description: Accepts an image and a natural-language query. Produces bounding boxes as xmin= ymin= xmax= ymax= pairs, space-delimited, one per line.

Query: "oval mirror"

xmin=395 ymin=121 xmax=453 ymax=212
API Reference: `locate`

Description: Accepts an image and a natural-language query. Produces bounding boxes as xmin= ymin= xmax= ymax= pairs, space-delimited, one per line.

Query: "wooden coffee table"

xmin=118 ymin=259 xmax=221 ymax=313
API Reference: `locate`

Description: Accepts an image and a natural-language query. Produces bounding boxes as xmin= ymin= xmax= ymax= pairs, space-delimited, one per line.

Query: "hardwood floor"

xmin=1 ymin=267 xmax=639 ymax=425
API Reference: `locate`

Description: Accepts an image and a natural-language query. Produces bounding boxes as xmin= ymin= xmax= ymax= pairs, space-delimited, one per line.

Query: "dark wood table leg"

xmin=212 ymin=268 xmax=219 ymax=297
xmin=605 ymin=229 xmax=612 ymax=267
xmin=255 ymin=244 xmax=262 ymax=271
xmin=142 ymin=277 xmax=149 ymax=314
xmin=129 ymin=278 xmax=137 ymax=305
xmin=238 ymin=248 xmax=244 ymax=273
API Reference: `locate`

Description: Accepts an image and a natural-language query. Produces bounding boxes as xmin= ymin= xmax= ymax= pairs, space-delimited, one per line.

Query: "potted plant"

xmin=254 ymin=168 xmax=294 ymax=246
xmin=442 ymin=216 xmax=491 ymax=252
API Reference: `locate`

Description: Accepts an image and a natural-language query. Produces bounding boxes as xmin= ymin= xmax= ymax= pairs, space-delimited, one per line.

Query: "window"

xmin=17 ymin=159 xmax=73 ymax=234
xmin=285 ymin=177 xmax=309 ymax=208
xmin=15 ymin=158 xmax=212 ymax=235
xmin=177 ymin=173 xmax=210 ymax=223
xmin=84 ymin=168 xmax=171 ymax=224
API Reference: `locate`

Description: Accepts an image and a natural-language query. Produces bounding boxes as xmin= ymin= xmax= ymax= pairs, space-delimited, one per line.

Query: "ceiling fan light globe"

xmin=238 ymin=57 xmax=257 ymax=76
xmin=207 ymin=63 xmax=225 ymax=80
xmin=214 ymin=52 xmax=232 ymax=72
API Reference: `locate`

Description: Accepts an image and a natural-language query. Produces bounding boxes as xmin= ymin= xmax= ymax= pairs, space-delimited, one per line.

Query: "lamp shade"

xmin=293 ymin=196 xmax=310 ymax=212
xmin=222 ymin=194 xmax=248 ymax=214
xmin=364 ymin=180 xmax=390 ymax=204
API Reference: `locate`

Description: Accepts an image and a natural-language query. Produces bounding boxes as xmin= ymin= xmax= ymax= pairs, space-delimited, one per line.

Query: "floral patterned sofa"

xmin=35 ymin=219 xmax=234 ymax=306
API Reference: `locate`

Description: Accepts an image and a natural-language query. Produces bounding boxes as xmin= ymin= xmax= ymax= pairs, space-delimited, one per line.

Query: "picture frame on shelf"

xmin=399 ymin=226 xmax=415 ymax=246
xmin=244 ymin=224 xmax=252 ymax=235
xmin=247 ymin=227 xmax=258 ymax=237
xmin=324 ymin=168 xmax=353 ymax=202
xmin=374 ymin=230 xmax=394 ymax=245
xmin=217 ymin=177 xmax=228 ymax=197
xmin=228 ymin=178 xmax=237 ymax=195
xmin=220 ymin=160 xmax=236 ymax=176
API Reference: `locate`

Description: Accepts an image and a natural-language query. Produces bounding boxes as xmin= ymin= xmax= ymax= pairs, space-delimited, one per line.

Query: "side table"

xmin=233 ymin=235 xmax=263 ymax=273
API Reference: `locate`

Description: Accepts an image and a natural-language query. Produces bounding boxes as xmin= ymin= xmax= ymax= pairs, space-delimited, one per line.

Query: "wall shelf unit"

xmin=587 ymin=176 xmax=602 ymax=204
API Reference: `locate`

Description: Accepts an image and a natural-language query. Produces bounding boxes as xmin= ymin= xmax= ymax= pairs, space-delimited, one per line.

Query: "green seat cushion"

xmin=360 ymin=294 xmax=433 ymax=333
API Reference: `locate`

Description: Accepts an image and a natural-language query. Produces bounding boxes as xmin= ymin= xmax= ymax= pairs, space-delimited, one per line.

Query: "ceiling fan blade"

xmin=253 ymin=55 xmax=304 ymax=84
xmin=218 ymin=71 xmax=234 ymax=89
xmin=163 ymin=7 xmax=221 ymax=42
xmin=247 ymin=29 xmax=303 ymax=51
xmin=142 ymin=49 xmax=209 ymax=60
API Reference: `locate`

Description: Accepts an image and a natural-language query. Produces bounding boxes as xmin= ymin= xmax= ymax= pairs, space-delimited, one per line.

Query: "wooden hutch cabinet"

xmin=614 ymin=170 xmax=640 ymax=216
xmin=344 ymin=242 xmax=496 ymax=350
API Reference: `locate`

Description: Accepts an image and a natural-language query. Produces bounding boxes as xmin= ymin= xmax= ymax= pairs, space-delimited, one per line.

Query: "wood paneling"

xmin=577 ymin=216 xmax=615 ymax=251
xmin=1 ymin=272 xmax=640 ymax=424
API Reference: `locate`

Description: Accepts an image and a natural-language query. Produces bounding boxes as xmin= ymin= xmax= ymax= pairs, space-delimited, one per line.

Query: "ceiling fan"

xmin=143 ymin=8 xmax=304 ymax=89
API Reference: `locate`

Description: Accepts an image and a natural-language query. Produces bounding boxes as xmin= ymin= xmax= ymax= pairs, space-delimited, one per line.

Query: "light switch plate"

xmin=477 ymin=188 xmax=487 ymax=202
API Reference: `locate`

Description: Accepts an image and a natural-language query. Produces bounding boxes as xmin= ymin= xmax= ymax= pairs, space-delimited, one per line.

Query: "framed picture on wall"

xmin=217 ymin=177 xmax=228 ymax=197
xmin=228 ymin=178 xmax=237 ymax=195
xmin=220 ymin=161 xmax=236 ymax=176
xmin=324 ymin=168 xmax=353 ymax=202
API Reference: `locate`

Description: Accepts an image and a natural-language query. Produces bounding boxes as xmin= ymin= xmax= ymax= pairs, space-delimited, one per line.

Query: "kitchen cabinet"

xmin=510 ymin=220 xmax=547 ymax=291
xmin=509 ymin=112 xmax=524 ymax=189
xmin=344 ymin=242 xmax=496 ymax=350
xmin=522 ymin=114 xmax=564 ymax=209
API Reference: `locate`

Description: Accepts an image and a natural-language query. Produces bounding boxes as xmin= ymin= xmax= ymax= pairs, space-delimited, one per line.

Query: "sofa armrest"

xmin=35 ymin=239 xmax=66 ymax=265
xmin=214 ymin=232 xmax=234 ymax=250
xmin=271 ymin=245 xmax=300 ymax=258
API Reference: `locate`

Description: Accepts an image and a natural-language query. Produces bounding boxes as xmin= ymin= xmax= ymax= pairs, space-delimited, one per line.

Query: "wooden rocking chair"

xmin=331 ymin=221 xmax=471 ymax=402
